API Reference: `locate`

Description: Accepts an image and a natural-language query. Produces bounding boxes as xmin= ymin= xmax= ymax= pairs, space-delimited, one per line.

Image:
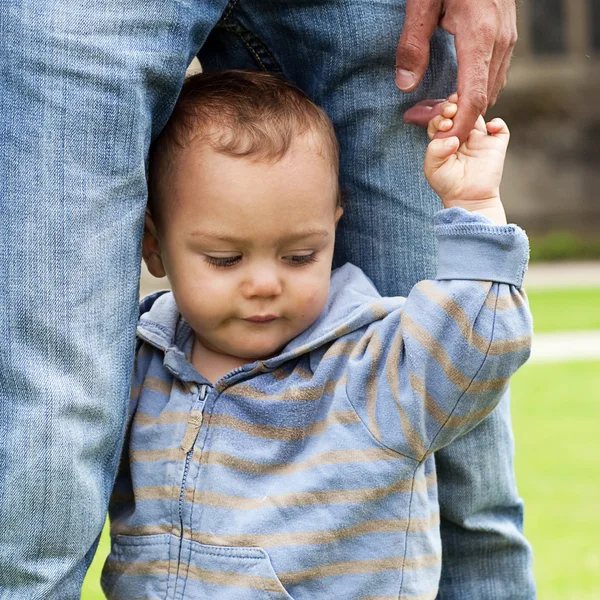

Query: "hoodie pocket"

xmin=101 ymin=533 xmax=294 ymax=600
xmin=101 ymin=533 xmax=175 ymax=600
xmin=179 ymin=537 xmax=294 ymax=600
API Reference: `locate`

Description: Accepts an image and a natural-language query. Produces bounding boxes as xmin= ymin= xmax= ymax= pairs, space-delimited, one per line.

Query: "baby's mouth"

xmin=244 ymin=315 xmax=278 ymax=323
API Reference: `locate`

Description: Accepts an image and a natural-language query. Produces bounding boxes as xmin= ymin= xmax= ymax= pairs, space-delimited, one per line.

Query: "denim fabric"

xmin=1 ymin=2 xmax=230 ymax=598
xmin=435 ymin=390 xmax=537 ymax=600
xmin=0 ymin=1 xmax=534 ymax=599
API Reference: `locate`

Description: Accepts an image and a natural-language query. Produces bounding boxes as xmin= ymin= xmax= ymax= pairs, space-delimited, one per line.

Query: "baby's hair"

xmin=148 ymin=70 xmax=341 ymax=221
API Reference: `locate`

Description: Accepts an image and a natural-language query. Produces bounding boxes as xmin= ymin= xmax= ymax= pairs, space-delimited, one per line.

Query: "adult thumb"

xmin=395 ymin=0 xmax=441 ymax=92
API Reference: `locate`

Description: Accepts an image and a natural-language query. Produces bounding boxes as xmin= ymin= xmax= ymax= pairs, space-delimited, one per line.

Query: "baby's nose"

xmin=241 ymin=265 xmax=283 ymax=298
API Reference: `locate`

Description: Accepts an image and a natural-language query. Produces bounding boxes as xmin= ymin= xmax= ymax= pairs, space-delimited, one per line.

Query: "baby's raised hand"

xmin=424 ymin=94 xmax=508 ymax=224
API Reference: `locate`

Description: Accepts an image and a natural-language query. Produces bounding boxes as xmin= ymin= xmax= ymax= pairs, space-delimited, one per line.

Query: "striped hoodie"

xmin=102 ymin=208 xmax=533 ymax=600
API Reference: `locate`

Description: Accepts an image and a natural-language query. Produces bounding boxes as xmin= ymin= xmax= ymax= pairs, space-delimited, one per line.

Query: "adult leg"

xmin=0 ymin=1 xmax=229 ymax=597
xmin=435 ymin=390 xmax=536 ymax=599
xmin=199 ymin=1 xmax=535 ymax=597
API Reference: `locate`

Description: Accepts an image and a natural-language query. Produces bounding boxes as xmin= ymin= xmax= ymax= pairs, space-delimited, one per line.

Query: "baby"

xmin=102 ymin=70 xmax=532 ymax=600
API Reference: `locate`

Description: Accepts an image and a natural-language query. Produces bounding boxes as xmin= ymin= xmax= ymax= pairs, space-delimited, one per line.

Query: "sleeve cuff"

xmin=434 ymin=207 xmax=530 ymax=288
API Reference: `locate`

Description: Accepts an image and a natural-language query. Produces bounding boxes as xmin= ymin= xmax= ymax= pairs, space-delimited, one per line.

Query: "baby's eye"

xmin=204 ymin=255 xmax=241 ymax=268
xmin=284 ymin=253 xmax=318 ymax=266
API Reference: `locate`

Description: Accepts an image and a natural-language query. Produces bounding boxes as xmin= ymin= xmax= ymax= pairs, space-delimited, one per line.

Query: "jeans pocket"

xmin=180 ymin=538 xmax=294 ymax=600
xmin=101 ymin=533 xmax=174 ymax=600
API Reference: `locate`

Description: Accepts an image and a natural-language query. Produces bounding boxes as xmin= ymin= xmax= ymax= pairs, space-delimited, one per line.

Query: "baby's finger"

xmin=441 ymin=102 xmax=458 ymax=119
xmin=448 ymin=92 xmax=458 ymax=103
xmin=427 ymin=115 xmax=454 ymax=140
xmin=486 ymin=117 xmax=510 ymax=139
xmin=425 ymin=136 xmax=460 ymax=170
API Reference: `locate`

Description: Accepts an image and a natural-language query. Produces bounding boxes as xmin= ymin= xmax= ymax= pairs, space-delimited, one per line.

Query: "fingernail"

xmin=444 ymin=138 xmax=455 ymax=147
xmin=395 ymin=68 xmax=417 ymax=91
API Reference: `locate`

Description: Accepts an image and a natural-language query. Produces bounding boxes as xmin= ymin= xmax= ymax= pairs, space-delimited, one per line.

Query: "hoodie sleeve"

xmin=344 ymin=207 xmax=533 ymax=461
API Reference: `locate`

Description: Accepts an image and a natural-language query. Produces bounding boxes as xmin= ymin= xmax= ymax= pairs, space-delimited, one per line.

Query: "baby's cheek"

xmin=294 ymin=277 xmax=329 ymax=322
xmin=176 ymin=284 xmax=232 ymax=331
xmin=192 ymin=276 xmax=235 ymax=308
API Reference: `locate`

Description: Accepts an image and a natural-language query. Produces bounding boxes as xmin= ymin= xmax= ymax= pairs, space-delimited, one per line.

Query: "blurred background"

xmin=487 ymin=5 xmax=600 ymax=597
xmin=82 ymin=2 xmax=600 ymax=598
xmin=495 ymin=0 xmax=600 ymax=257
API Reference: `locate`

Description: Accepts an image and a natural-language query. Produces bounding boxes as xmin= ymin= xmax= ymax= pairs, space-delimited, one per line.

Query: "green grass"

xmin=527 ymin=287 xmax=600 ymax=333
xmin=529 ymin=232 xmax=600 ymax=262
xmin=82 ymin=361 xmax=600 ymax=599
xmin=511 ymin=361 xmax=600 ymax=600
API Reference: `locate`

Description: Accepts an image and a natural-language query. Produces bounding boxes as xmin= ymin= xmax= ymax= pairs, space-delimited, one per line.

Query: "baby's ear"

xmin=334 ymin=204 xmax=344 ymax=227
xmin=142 ymin=210 xmax=166 ymax=278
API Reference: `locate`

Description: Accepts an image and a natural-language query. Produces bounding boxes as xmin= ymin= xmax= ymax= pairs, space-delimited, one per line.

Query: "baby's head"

xmin=144 ymin=70 xmax=343 ymax=361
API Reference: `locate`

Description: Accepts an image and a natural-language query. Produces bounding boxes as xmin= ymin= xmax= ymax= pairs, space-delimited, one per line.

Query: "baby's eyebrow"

xmin=189 ymin=229 xmax=329 ymax=242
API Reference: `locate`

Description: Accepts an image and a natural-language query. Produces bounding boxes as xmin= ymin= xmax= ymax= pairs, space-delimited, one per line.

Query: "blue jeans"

xmin=0 ymin=1 xmax=535 ymax=598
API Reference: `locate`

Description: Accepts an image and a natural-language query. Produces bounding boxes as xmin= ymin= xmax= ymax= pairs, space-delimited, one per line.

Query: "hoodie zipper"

xmin=176 ymin=368 xmax=249 ymax=547
xmin=177 ymin=383 xmax=208 ymax=573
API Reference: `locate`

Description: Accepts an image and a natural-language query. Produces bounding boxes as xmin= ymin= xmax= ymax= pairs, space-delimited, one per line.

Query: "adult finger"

xmin=485 ymin=43 xmax=504 ymax=108
xmin=488 ymin=44 xmax=515 ymax=107
xmin=403 ymin=98 xmax=447 ymax=127
xmin=395 ymin=0 xmax=442 ymax=92
xmin=488 ymin=3 xmax=518 ymax=106
xmin=444 ymin=29 xmax=494 ymax=143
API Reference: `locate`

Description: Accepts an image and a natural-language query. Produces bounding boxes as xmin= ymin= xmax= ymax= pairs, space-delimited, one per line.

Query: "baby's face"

xmin=147 ymin=131 xmax=342 ymax=362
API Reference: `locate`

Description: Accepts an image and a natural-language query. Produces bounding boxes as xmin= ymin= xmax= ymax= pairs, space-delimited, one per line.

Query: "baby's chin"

xmin=213 ymin=332 xmax=294 ymax=362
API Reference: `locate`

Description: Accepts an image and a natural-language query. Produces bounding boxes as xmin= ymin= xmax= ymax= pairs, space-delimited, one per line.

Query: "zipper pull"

xmin=180 ymin=410 xmax=203 ymax=453
xmin=180 ymin=384 xmax=208 ymax=453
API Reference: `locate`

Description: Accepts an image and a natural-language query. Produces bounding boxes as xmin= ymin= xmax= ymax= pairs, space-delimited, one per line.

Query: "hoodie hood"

xmin=136 ymin=263 xmax=404 ymax=371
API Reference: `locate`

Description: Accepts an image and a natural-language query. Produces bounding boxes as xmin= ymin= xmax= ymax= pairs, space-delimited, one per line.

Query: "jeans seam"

xmin=218 ymin=0 xmax=241 ymax=25
xmin=237 ymin=29 xmax=280 ymax=73
xmin=217 ymin=1 xmax=283 ymax=74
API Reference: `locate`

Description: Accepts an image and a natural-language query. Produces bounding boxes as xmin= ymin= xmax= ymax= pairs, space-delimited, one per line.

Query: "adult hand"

xmin=395 ymin=0 xmax=518 ymax=143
